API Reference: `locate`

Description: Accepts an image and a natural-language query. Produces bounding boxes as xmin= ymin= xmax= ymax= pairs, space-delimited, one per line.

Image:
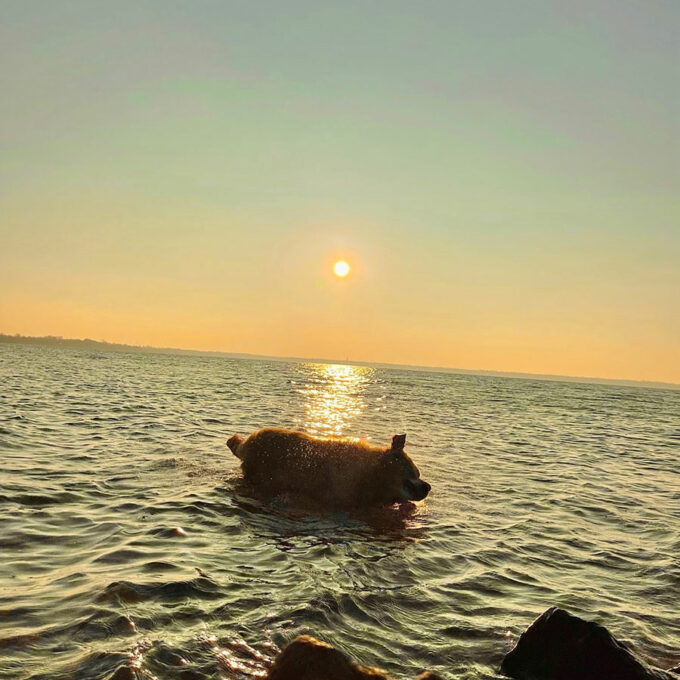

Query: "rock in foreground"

xmin=267 ymin=635 xmax=442 ymax=680
xmin=501 ymin=606 xmax=676 ymax=680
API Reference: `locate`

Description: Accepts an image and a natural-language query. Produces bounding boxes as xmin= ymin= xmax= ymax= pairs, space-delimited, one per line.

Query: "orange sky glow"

xmin=1 ymin=3 xmax=678 ymax=384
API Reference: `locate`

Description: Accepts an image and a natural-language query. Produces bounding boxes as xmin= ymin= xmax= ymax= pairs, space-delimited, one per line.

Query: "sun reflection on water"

xmin=294 ymin=363 xmax=374 ymax=438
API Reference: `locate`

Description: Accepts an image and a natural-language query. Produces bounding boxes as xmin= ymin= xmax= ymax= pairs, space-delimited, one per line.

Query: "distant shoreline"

xmin=2 ymin=333 xmax=678 ymax=391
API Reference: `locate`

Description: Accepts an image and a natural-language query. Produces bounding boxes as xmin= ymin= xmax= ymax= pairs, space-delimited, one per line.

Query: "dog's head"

xmin=381 ymin=434 xmax=431 ymax=504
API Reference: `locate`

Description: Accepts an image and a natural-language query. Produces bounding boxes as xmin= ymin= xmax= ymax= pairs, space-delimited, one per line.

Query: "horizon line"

xmin=2 ymin=332 xmax=678 ymax=391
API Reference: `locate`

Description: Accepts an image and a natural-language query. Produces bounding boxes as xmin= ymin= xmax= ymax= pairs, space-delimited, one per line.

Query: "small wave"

xmin=96 ymin=577 xmax=221 ymax=605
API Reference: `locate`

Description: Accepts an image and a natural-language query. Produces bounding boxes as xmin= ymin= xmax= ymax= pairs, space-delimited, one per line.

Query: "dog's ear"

xmin=227 ymin=434 xmax=243 ymax=453
xmin=391 ymin=434 xmax=406 ymax=451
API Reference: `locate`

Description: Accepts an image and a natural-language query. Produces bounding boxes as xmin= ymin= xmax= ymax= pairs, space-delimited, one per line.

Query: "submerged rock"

xmin=267 ymin=635 xmax=443 ymax=680
xmin=501 ymin=606 xmax=676 ymax=680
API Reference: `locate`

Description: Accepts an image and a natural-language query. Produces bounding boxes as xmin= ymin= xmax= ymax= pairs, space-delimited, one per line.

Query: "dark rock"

xmin=107 ymin=667 xmax=138 ymax=680
xmin=501 ymin=606 xmax=675 ymax=680
xmin=267 ymin=635 xmax=390 ymax=679
xmin=267 ymin=635 xmax=443 ymax=680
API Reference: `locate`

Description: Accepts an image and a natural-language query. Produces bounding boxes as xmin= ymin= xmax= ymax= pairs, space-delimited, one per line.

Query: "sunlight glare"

xmin=296 ymin=363 xmax=373 ymax=437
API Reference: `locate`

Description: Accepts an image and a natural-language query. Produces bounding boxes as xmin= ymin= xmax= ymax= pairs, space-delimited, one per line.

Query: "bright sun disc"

xmin=333 ymin=260 xmax=350 ymax=277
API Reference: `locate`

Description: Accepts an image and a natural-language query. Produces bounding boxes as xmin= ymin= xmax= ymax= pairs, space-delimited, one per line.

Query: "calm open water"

xmin=1 ymin=343 xmax=678 ymax=679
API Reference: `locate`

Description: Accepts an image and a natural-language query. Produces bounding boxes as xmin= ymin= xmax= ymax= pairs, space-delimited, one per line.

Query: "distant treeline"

xmin=2 ymin=333 xmax=138 ymax=351
xmin=0 ymin=333 xmax=244 ymax=359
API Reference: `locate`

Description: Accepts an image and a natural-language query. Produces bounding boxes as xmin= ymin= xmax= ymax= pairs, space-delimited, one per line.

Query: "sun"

xmin=333 ymin=260 xmax=350 ymax=278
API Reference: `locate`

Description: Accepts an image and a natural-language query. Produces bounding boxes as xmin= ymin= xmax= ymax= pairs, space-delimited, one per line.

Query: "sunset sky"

xmin=1 ymin=1 xmax=678 ymax=383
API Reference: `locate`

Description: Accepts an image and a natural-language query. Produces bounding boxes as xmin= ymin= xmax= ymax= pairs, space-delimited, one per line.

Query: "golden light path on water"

xmin=294 ymin=363 xmax=375 ymax=438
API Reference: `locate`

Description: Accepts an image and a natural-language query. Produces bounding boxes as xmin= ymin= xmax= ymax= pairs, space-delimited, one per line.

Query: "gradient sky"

xmin=1 ymin=1 xmax=678 ymax=383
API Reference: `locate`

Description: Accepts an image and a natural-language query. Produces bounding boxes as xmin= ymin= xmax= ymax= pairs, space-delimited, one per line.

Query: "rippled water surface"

xmin=1 ymin=343 xmax=678 ymax=679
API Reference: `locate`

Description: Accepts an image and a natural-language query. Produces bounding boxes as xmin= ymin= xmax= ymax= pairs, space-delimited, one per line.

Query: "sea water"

xmin=1 ymin=343 xmax=678 ymax=679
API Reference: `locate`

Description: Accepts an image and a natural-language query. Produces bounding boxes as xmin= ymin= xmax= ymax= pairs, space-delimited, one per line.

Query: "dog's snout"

xmin=406 ymin=479 xmax=431 ymax=501
xmin=418 ymin=480 xmax=431 ymax=499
